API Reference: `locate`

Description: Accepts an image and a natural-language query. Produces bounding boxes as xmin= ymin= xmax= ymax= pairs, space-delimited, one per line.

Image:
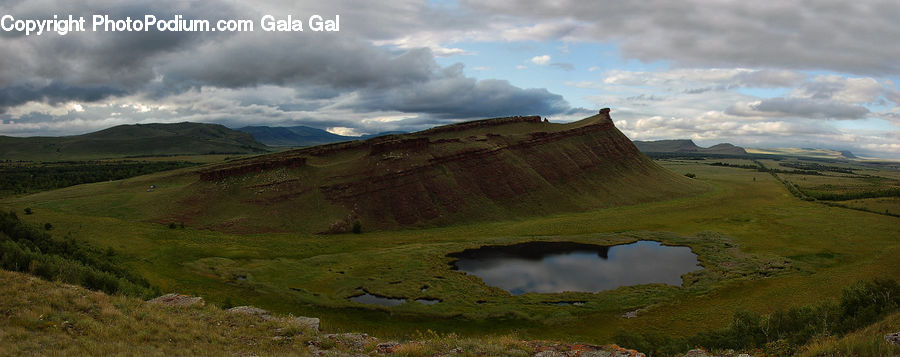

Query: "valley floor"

xmin=1 ymin=158 xmax=898 ymax=348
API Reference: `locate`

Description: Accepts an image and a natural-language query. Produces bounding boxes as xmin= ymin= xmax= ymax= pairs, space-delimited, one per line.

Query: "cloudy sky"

xmin=1 ymin=1 xmax=899 ymax=158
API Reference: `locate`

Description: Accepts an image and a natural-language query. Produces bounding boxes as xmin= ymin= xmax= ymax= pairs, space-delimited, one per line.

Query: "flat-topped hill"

xmin=167 ymin=109 xmax=702 ymax=232
xmin=11 ymin=109 xmax=704 ymax=233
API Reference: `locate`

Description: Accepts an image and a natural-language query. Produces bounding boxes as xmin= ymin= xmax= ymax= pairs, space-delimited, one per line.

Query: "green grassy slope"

xmin=237 ymin=125 xmax=353 ymax=147
xmin=0 ymin=156 xmax=897 ymax=346
xmin=3 ymin=267 xmax=895 ymax=356
xmin=2 ymin=157 xmax=898 ymax=345
xmin=0 ymin=122 xmax=269 ymax=161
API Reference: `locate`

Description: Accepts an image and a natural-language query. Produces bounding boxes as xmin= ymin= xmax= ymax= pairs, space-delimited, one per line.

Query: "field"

xmin=1 ymin=156 xmax=898 ymax=347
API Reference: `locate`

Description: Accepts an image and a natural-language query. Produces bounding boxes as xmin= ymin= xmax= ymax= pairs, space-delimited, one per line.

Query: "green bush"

xmin=0 ymin=210 xmax=155 ymax=298
xmin=615 ymin=278 xmax=900 ymax=355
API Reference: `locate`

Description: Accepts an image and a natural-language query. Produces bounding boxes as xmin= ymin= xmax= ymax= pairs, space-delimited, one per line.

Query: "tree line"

xmin=0 ymin=210 xmax=158 ymax=298
xmin=0 ymin=160 xmax=197 ymax=197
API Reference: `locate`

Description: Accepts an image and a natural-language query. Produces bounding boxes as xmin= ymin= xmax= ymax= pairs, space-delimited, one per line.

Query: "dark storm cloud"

xmin=160 ymin=35 xmax=436 ymax=90
xmin=338 ymin=63 xmax=569 ymax=119
xmin=1 ymin=0 xmax=573 ymax=123
xmin=352 ymin=77 xmax=570 ymax=119
xmin=727 ymin=98 xmax=870 ymax=119
xmin=157 ymin=33 xmax=571 ymax=119
xmin=0 ymin=0 xmax=238 ymax=107
xmin=0 ymin=82 xmax=124 ymax=112
xmin=461 ymin=0 xmax=900 ymax=75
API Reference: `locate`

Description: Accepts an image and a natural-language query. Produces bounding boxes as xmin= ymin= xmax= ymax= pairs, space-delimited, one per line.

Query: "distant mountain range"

xmin=746 ymin=147 xmax=858 ymax=160
xmin=236 ymin=125 xmax=405 ymax=147
xmin=633 ymin=139 xmax=748 ymax=155
xmin=0 ymin=122 xmax=269 ymax=161
xmin=3 ymin=121 xmax=868 ymax=163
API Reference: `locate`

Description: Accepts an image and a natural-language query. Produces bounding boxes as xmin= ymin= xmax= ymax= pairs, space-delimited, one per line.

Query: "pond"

xmin=448 ymin=240 xmax=701 ymax=295
xmin=349 ymin=293 xmax=442 ymax=306
xmin=349 ymin=293 xmax=405 ymax=306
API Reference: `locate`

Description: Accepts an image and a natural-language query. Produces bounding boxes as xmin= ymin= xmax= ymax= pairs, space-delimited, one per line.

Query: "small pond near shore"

xmin=448 ymin=240 xmax=701 ymax=295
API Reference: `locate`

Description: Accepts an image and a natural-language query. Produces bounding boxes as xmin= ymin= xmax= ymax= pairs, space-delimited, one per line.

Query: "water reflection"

xmin=349 ymin=293 xmax=406 ymax=306
xmin=449 ymin=240 xmax=700 ymax=295
xmin=415 ymin=298 xmax=441 ymax=305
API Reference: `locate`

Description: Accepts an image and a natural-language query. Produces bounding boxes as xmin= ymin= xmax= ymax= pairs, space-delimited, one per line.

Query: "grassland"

xmin=2 ymin=154 xmax=898 ymax=349
xmin=0 ymin=268 xmax=545 ymax=356
xmin=3 ymin=267 xmax=895 ymax=356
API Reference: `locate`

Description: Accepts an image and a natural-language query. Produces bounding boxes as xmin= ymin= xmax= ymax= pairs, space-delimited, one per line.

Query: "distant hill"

xmin=0 ymin=122 xmax=269 ymax=161
xmin=633 ymin=139 xmax=747 ymax=155
xmin=839 ymin=150 xmax=857 ymax=159
xmin=236 ymin=125 xmax=404 ymax=147
xmin=746 ymin=147 xmax=858 ymax=160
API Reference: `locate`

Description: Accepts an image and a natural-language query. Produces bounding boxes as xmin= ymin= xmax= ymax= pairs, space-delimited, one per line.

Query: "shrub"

xmin=616 ymin=278 xmax=900 ymax=355
xmin=0 ymin=210 xmax=154 ymax=297
xmin=684 ymin=173 xmax=696 ymax=178
xmin=352 ymin=220 xmax=362 ymax=234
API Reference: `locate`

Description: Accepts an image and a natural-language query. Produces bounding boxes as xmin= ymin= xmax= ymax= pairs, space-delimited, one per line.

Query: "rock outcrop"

xmin=887 ymin=332 xmax=900 ymax=346
xmin=227 ymin=305 xmax=320 ymax=331
xmin=147 ymin=293 xmax=205 ymax=307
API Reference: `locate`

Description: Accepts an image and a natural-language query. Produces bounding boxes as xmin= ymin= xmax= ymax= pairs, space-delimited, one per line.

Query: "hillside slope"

xmin=634 ymin=139 xmax=747 ymax=155
xmin=237 ymin=125 xmax=405 ymax=147
xmin=237 ymin=125 xmax=353 ymax=147
xmin=4 ymin=268 xmax=896 ymax=356
xmin=0 ymin=122 xmax=269 ymax=161
xmin=4 ymin=109 xmax=704 ymax=233
xmin=0 ymin=268 xmax=655 ymax=356
xmin=166 ymin=108 xmax=704 ymax=232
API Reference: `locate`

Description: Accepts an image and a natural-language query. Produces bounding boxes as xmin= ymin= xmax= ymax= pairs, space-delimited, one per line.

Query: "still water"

xmin=449 ymin=240 xmax=701 ymax=295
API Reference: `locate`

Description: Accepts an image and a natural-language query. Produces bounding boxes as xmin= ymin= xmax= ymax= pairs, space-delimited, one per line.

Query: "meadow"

xmin=1 ymin=156 xmax=898 ymax=348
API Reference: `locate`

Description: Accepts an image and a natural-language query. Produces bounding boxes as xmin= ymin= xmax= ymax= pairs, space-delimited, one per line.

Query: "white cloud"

xmin=327 ymin=126 xmax=361 ymax=136
xmin=601 ymin=68 xmax=804 ymax=88
xmin=460 ymin=1 xmax=900 ymax=76
xmin=531 ymin=55 xmax=552 ymax=65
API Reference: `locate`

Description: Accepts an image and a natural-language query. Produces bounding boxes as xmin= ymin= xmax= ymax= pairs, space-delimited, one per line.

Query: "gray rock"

xmin=322 ymin=333 xmax=373 ymax=350
xmin=683 ymin=349 xmax=709 ymax=357
xmin=580 ymin=351 xmax=612 ymax=357
xmin=289 ymin=316 xmax=320 ymax=331
xmin=533 ymin=351 xmax=565 ymax=357
xmin=227 ymin=306 xmax=275 ymax=321
xmin=375 ymin=341 xmax=400 ymax=353
xmin=886 ymin=332 xmax=900 ymax=346
xmin=621 ymin=309 xmax=639 ymax=319
xmin=147 ymin=293 xmax=205 ymax=307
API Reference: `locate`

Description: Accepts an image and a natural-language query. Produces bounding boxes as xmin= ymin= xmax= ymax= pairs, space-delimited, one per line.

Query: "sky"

xmin=1 ymin=1 xmax=899 ymax=158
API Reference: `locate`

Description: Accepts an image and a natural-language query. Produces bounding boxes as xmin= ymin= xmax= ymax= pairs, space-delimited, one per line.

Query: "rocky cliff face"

xmin=175 ymin=109 xmax=701 ymax=232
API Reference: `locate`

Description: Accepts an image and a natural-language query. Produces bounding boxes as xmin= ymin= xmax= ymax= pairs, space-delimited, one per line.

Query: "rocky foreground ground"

xmin=2 ymin=270 xmax=898 ymax=356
